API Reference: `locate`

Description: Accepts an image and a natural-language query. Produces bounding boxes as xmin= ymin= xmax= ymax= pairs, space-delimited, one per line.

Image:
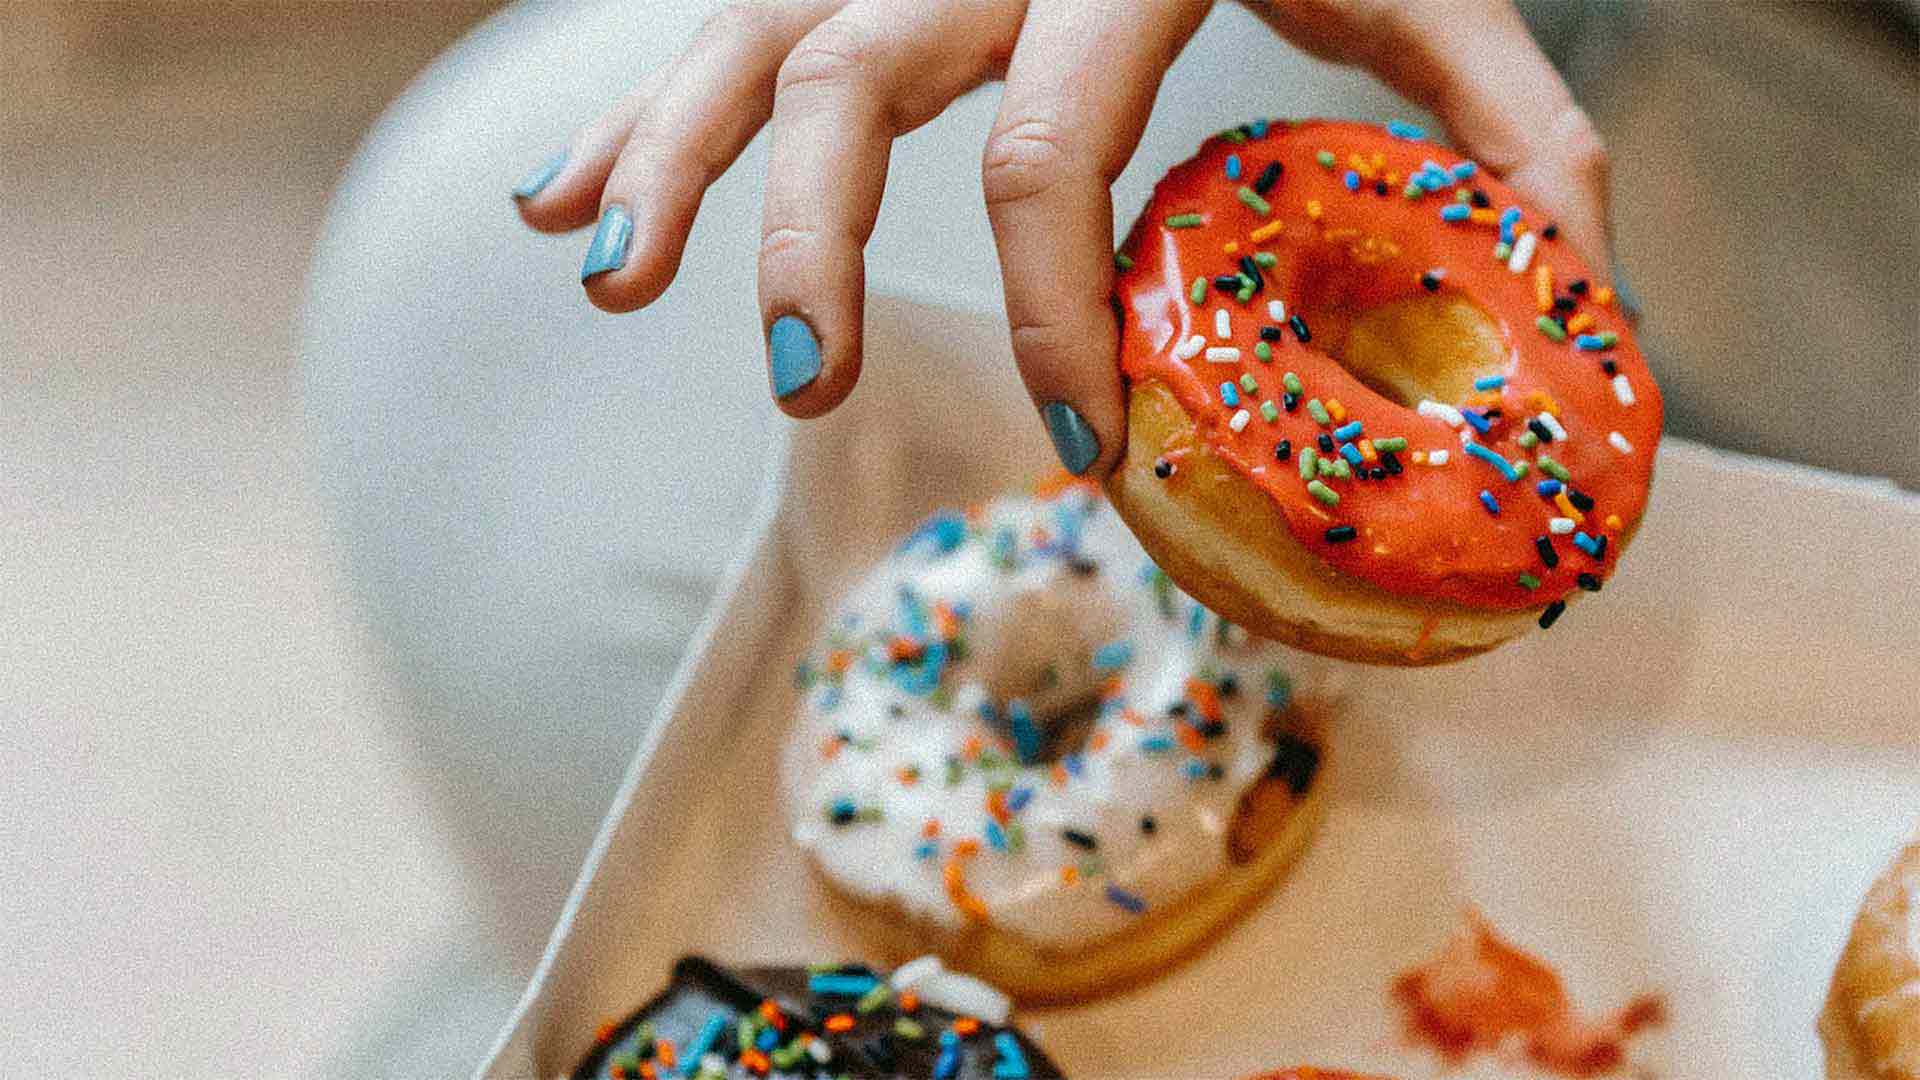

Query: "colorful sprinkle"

xmin=1306 ymin=479 xmax=1340 ymax=507
xmin=1479 ymin=490 xmax=1501 ymax=515
xmin=1166 ymin=213 xmax=1204 ymax=229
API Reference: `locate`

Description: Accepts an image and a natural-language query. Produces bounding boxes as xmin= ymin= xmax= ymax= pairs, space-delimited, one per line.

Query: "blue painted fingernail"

xmin=580 ymin=204 xmax=633 ymax=281
xmin=768 ymin=315 xmax=821 ymax=399
xmin=1042 ymin=401 xmax=1100 ymax=475
xmin=511 ymin=150 xmax=567 ymax=200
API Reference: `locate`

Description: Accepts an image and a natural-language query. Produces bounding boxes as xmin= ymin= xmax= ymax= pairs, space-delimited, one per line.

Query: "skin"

xmin=515 ymin=0 xmax=1611 ymax=477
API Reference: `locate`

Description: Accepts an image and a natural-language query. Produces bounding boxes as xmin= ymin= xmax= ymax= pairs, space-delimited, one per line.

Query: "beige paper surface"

xmin=484 ymin=296 xmax=1920 ymax=1080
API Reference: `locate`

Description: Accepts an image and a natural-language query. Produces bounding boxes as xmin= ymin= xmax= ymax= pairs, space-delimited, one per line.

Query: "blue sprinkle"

xmin=1417 ymin=168 xmax=1447 ymax=192
xmin=831 ymin=796 xmax=856 ymax=819
xmin=1250 ymin=118 xmax=1269 ymax=138
xmin=1473 ymin=374 xmax=1507 ymax=391
xmin=1479 ymin=490 xmax=1501 ymax=515
xmin=908 ymin=512 xmax=968 ymax=554
xmin=1537 ymin=479 xmax=1565 ymax=496
xmin=1463 ymin=441 xmax=1520 ymax=482
xmin=1343 ymin=170 xmax=1361 ymax=192
xmin=755 ymin=1023 xmax=780 ymax=1052
xmin=1451 ymin=161 xmax=1478 ymax=180
xmin=1573 ymin=531 xmax=1603 ymax=556
xmin=1187 ymin=604 xmax=1206 ymax=639
xmin=934 ymin=1043 xmax=961 ymax=1080
xmin=1184 ymin=759 xmax=1208 ymax=780
xmin=1225 ymin=153 xmax=1242 ymax=180
xmin=941 ymin=1030 xmax=960 ymax=1049
xmin=1574 ymin=334 xmax=1610 ymax=351
xmin=985 ymin=820 xmax=1008 ymax=852
xmin=1333 ymin=419 xmax=1364 ymax=440
xmin=1339 ymin=443 xmax=1363 ymax=466
xmin=1266 ymin=671 xmax=1292 ymax=708
xmin=1006 ymin=785 xmax=1033 ymax=813
xmin=683 ymin=1010 xmax=729 ymax=1068
xmin=1220 ymin=381 xmax=1240 ymax=408
xmin=1140 ymin=735 xmax=1174 ymax=754
xmin=1092 ymin=640 xmax=1135 ymax=671
xmin=1105 ymin=883 xmax=1147 ymax=913
xmin=1461 ymin=409 xmax=1492 ymax=434
xmin=819 ymin=685 xmax=842 ymax=712
xmin=1500 ymin=206 xmax=1522 ymax=226
xmin=1009 ymin=701 xmax=1041 ymax=764
xmin=1387 ymin=120 xmax=1427 ymax=140
xmin=993 ymin=1032 xmax=1031 ymax=1080
xmin=914 ymin=840 xmax=938 ymax=860
xmin=1063 ymin=752 xmax=1085 ymax=776
xmin=809 ymin=973 xmax=880 ymax=996
xmin=1440 ymin=203 xmax=1471 ymax=223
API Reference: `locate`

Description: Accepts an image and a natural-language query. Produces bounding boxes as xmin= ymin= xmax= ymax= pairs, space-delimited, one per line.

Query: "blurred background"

xmin=2 ymin=1 xmax=1914 ymax=1076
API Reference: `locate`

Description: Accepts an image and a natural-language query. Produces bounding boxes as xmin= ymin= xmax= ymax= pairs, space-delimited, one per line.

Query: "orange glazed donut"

xmin=1107 ymin=118 xmax=1663 ymax=664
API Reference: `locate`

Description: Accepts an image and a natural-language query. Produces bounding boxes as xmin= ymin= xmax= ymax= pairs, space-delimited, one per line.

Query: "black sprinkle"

xmin=1239 ymin=255 xmax=1265 ymax=292
xmin=1484 ymin=407 xmax=1504 ymax=420
xmin=1140 ymin=816 xmax=1157 ymax=835
xmin=1267 ymin=733 xmax=1320 ymax=795
xmin=1067 ymin=556 xmax=1101 ymax=577
xmin=1538 ymin=599 xmax=1567 ymax=629
xmin=1352 ymin=467 xmax=1368 ymax=482
xmin=1368 ymin=466 xmax=1387 ymax=480
xmin=1317 ymin=433 xmax=1335 ymax=453
xmin=1527 ymin=418 xmax=1555 ymax=444
xmin=1259 ymin=325 xmax=1283 ymax=342
xmin=1601 ymin=359 xmax=1618 ymax=375
xmin=1576 ymin=572 xmax=1602 ymax=592
xmin=1254 ymin=160 xmax=1283 ymax=195
xmin=1207 ymin=763 xmax=1226 ymax=780
xmin=1282 ymin=392 xmax=1300 ymax=412
xmin=1236 ymin=124 xmax=1253 ymax=138
xmin=887 ymin=703 xmax=905 ymax=719
xmin=1535 ymin=535 xmax=1560 ymax=568
xmin=1197 ymin=719 xmax=1226 ymax=739
xmin=1153 ymin=457 xmax=1174 ymax=479
xmin=1062 ymin=828 xmax=1099 ymax=851
xmin=1569 ymin=278 xmax=1590 ymax=296
xmin=1325 ymin=525 xmax=1358 ymax=543
xmin=1420 ymin=270 xmax=1443 ymax=292
xmin=1589 ymin=535 xmax=1609 ymax=560
xmin=830 ymin=803 xmax=857 ymax=825
xmin=1381 ymin=450 xmax=1403 ymax=475
xmin=1550 ymin=314 xmax=1569 ymax=332
xmin=1218 ymin=674 xmax=1239 ymax=697
xmin=1470 ymin=188 xmax=1491 ymax=209
xmin=1542 ymin=223 xmax=1560 ymax=241
xmin=1553 ymin=296 xmax=1577 ymax=312
xmin=1274 ymin=439 xmax=1293 ymax=462
xmin=1213 ymin=274 xmax=1242 ymax=293
xmin=1289 ymin=313 xmax=1312 ymax=343
xmin=1168 ymin=701 xmax=1189 ymax=718
xmin=1567 ymin=489 xmax=1595 ymax=512
xmin=1373 ymin=179 xmax=1388 ymax=196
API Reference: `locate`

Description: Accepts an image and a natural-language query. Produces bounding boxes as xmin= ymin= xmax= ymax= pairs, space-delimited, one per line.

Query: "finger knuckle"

xmin=777 ymin=22 xmax=883 ymax=97
xmin=703 ymin=2 xmax=779 ymax=50
xmin=981 ymin=118 xmax=1077 ymax=209
xmin=758 ymin=224 xmax=820 ymax=263
xmin=1556 ymin=107 xmax=1611 ymax=185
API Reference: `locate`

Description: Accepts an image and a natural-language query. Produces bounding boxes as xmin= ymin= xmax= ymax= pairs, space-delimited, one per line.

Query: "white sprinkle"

xmin=911 ymin=969 xmax=1011 ymax=1026
xmin=1459 ymin=429 xmax=1476 ymax=446
xmin=1417 ymin=399 xmax=1465 ymax=427
xmin=1612 ymin=373 xmax=1636 ymax=406
xmin=1427 ymin=449 xmax=1450 ymax=466
xmin=891 ymin=954 xmax=944 ymax=991
xmin=703 ymin=1053 xmax=728 ymax=1074
xmin=1215 ymin=308 xmax=1231 ymax=339
xmin=1537 ymin=411 xmax=1568 ymax=441
xmin=1609 ymin=431 xmax=1634 ymax=454
xmin=1172 ymin=334 xmax=1205 ymax=360
xmin=1205 ymin=347 xmax=1242 ymax=364
xmin=1229 ymin=408 xmax=1251 ymax=432
xmin=1507 ymin=230 xmax=1539 ymax=273
xmin=1267 ymin=299 xmax=1286 ymax=322
xmin=1549 ymin=517 xmax=1576 ymax=534
xmin=807 ymin=1040 xmax=832 ymax=1064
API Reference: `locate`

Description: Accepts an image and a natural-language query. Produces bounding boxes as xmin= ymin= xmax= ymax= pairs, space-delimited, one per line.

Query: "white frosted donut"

xmin=785 ymin=482 xmax=1327 ymax=1001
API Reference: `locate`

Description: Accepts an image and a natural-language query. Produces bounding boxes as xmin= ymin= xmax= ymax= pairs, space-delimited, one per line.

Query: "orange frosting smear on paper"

xmin=1392 ymin=909 xmax=1666 ymax=1077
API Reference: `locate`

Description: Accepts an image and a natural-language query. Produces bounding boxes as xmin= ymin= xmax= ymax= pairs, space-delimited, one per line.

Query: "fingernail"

xmin=580 ymin=204 xmax=633 ymax=281
xmin=1042 ymin=401 xmax=1100 ymax=476
xmin=768 ymin=315 xmax=822 ymax=399
xmin=511 ymin=150 xmax=567 ymax=201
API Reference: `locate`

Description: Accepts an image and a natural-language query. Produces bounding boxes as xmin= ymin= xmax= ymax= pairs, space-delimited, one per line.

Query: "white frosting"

xmin=786 ymin=487 xmax=1314 ymax=950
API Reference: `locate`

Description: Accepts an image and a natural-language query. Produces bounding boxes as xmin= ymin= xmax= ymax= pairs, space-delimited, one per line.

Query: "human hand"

xmin=512 ymin=0 xmax=1610 ymax=478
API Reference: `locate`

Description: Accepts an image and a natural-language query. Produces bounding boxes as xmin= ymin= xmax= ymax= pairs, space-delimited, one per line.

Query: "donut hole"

xmin=1289 ymin=258 xmax=1509 ymax=407
xmin=965 ymin=577 xmax=1126 ymax=763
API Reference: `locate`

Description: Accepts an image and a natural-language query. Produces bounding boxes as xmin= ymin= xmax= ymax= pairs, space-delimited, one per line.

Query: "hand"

xmin=513 ymin=0 xmax=1611 ymax=478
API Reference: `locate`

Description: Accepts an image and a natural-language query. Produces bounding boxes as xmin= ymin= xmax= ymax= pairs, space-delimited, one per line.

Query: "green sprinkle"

xmin=1316 ymin=455 xmax=1336 ymax=477
xmin=1493 ymin=241 xmax=1513 ymax=260
xmin=805 ymin=962 xmax=837 ymax=974
xmin=1113 ymin=252 xmax=1134 ymax=270
xmin=1222 ymin=130 xmax=1248 ymax=144
xmin=1261 ymin=400 xmax=1280 ymax=422
xmin=1306 ymin=398 xmax=1331 ymax=425
xmin=1535 ymin=315 xmax=1567 ymax=342
xmin=1518 ymin=573 xmax=1541 ymax=589
xmin=1236 ymin=284 xmax=1255 ymax=303
xmin=1253 ymin=251 xmax=1277 ymax=268
xmin=1253 ymin=341 xmax=1273 ymax=362
xmin=893 ymin=1018 xmax=924 ymax=1040
xmin=1517 ymin=430 xmax=1540 ymax=449
xmin=1455 ymin=188 xmax=1472 ymax=202
xmin=1167 ymin=213 xmax=1204 ymax=229
xmin=1006 ymin=821 xmax=1026 ymax=853
xmin=771 ymin=1044 xmax=803 ymax=1070
xmin=857 ymin=982 xmax=892 ymax=1014
xmin=1537 ymin=455 xmax=1571 ymax=482
xmin=1511 ymin=460 xmax=1529 ymax=478
xmin=1236 ymin=186 xmax=1272 ymax=215
xmin=738 ymin=1017 xmax=758 ymax=1052
xmin=1236 ymin=272 xmax=1255 ymax=290
xmin=1078 ymin=855 xmax=1105 ymax=878
xmin=1298 ymin=447 xmax=1317 ymax=481
xmin=1239 ymin=373 xmax=1259 ymax=392
xmin=1330 ymin=457 xmax=1352 ymax=479
xmin=1315 ymin=150 xmax=1336 ymax=168
xmin=1403 ymin=184 xmax=1423 ymax=199
xmin=1282 ymin=371 xmax=1303 ymax=395
xmin=1598 ymin=331 xmax=1620 ymax=347
xmin=1372 ymin=436 xmax=1407 ymax=453
xmin=1190 ymin=276 xmax=1208 ymax=304
xmin=1306 ymin=479 xmax=1340 ymax=506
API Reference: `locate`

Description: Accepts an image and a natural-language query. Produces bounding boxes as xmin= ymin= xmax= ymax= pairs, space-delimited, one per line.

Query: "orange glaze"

xmin=1243 ymin=1071 xmax=1397 ymax=1080
xmin=1115 ymin=119 xmax=1663 ymax=610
